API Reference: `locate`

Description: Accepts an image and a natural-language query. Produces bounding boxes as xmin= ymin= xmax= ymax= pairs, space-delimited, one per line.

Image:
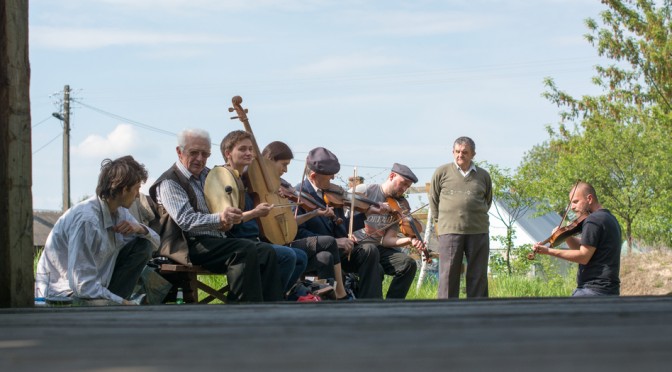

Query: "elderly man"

xmin=429 ymin=136 xmax=492 ymax=299
xmin=35 ymin=156 xmax=158 ymax=305
xmin=149 ymin=128 xmax=282 ymax=302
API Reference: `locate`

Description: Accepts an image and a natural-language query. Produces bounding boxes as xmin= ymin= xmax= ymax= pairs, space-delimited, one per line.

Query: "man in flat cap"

xmin=429 ymin=136 xmax=492 ymax=299
xmin=351 ymin=162 xmax=423 ymax=299
xmin=294 ymin=147 xmax=390 ymax=299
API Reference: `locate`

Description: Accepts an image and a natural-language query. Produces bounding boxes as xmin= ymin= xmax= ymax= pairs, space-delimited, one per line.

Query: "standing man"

xmin=35 ymin=156 xmax=158 ymax=305
xmin=149 ymin=128 xmax=283 ymax=302
xmin=429 ymin=136 xmax=492 ymax=299
xmin=352 ymin=163 xmax=423 ymax=299
xmin=533 ymin=182 xmax=621 ymax=296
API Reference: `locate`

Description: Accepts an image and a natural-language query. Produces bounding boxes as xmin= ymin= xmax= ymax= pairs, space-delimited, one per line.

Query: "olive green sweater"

xmin=429 ymin=163 xmax=492 ymax=235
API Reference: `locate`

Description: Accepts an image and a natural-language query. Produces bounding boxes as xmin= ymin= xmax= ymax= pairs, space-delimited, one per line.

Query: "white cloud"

xmin=73 ymin=124 xmax=140 ymax=157
xmin=31 ymin=26 xmax=245 ymax=49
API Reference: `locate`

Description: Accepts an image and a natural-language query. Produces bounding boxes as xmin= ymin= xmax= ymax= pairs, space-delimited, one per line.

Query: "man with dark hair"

xmin=533 ymin=181 xmax=622 ymax=296
xmin=35 ymin=155 xmax=159 ymax=305
xmin=430 ymin=136 xmax=492 ymax=299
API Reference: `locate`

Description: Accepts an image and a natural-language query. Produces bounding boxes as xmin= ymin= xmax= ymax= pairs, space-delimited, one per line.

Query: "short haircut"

xmin=576 ymin=181 xmax=599 ymax=203
xmin=262 ymin=141 xmax=294 ymax=161
xmin=177 ymin=128 xmax=211 ymax=150
xmin=96 ymin=155 xmax=148 ymax=200
xmin=220 ymin=130 xmax=253 ymax=158
xmin=454 ymin=136 xmax=476 ymax=152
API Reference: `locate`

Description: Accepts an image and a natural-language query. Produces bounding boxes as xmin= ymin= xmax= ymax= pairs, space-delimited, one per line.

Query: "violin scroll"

xmin=229 ymin=96 xmax=249 ymax=121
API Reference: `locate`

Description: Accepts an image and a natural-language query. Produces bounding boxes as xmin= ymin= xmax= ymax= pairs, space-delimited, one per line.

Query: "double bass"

xmin=229 ymin=96 xmax=297 ymax=245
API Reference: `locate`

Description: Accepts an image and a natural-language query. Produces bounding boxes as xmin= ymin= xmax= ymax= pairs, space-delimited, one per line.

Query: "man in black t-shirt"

xmin=533 ymin=182 xmax=622 ymax=296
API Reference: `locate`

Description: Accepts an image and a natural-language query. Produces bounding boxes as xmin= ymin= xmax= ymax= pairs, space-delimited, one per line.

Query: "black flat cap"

xmin=306 ymin=147 xmax=340 ymax=175
xmin=391 ymin=163 xmax=418 ymax=183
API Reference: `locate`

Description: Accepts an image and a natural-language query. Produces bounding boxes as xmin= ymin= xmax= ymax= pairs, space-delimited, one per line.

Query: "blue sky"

xmin=29 ymin=0 xmax=606 ymax=211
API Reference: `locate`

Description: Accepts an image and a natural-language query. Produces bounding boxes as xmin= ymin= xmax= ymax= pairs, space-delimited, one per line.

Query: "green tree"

xmin=519 ymin=0 xmax=672 ymax=249
xmin=485 ymin=162 xmax=534 ymax=275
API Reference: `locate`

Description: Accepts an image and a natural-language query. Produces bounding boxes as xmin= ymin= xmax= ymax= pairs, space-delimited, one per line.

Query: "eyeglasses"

xmin=185 ymin=149 xmax=211 ymax=158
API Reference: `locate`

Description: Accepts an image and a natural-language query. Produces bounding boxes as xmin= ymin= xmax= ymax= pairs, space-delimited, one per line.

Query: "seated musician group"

xmin=37 ymin=123 xmax=428 ymax=303
xmin=35 ymin=110 xmax=622 ymax=304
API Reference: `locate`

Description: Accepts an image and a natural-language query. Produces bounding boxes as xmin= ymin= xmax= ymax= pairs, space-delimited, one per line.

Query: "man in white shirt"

xmin=35 ymin=155 xmax=159 ymax=305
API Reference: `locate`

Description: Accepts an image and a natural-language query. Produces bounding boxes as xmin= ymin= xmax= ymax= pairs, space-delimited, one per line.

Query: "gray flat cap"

xmin=391 ymin=163 xmax=418 ymax=183
xmin=306 ymin=147 xmax=340 ymax=175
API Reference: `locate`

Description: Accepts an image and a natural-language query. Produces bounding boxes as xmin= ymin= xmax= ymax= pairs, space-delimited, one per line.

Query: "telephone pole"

xmin=62 ymin=85 xmax=71 ymax=211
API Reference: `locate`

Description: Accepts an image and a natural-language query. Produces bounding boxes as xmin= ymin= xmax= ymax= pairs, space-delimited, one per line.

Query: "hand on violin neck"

xmin=533 ymin=243 xmax=550 ymax=255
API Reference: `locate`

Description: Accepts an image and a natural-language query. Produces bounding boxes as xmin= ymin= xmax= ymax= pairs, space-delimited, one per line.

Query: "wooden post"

xmin=62 ymin=85 xmax=71 ymax=211
xmin=0 ymin=0 xmax=34 ymax=308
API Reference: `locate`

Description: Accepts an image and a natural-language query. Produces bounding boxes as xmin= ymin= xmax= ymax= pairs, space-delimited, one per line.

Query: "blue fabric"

xmin=294 ymin=179 xmax=366 ymax=239
xmin=571 ymin=287 xmax=611 ymax=297
xmin=272 ymin=245 xmax=308 ymax=292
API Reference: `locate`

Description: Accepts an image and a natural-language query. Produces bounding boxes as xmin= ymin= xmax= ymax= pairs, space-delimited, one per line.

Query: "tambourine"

xmin=204 ymin=165 xmax=244 ymax=212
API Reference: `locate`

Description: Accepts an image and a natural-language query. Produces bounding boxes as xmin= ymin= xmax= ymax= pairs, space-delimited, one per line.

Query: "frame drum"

xmin=204 ymin=166 xmax=240 ymax=212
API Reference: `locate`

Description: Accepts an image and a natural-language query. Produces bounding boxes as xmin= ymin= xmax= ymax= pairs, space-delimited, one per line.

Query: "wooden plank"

xmin=0 ymin=0 xmax=33 ymax=308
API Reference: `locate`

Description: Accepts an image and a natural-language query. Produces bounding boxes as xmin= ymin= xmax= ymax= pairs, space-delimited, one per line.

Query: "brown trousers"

xmin=437 ymin=233 xmax=489 ymax=299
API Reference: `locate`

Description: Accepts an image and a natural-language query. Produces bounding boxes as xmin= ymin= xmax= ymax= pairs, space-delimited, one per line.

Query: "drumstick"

xmin=225 ymin=186 xmax=236 ymax=208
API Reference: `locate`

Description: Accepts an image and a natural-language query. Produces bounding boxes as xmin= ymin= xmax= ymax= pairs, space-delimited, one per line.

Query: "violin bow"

xmin=357 ymin=203 xmax=429 ymax=242
xmin=295 ymin=161 xmax=309 ymax=221
xmin=557 ymin=179 xmax=581 ymax=230
xmin=347 ymin=167 xmax=358 ymax=260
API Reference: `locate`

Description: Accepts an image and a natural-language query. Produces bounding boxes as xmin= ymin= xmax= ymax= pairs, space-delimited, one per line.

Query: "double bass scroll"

xmin=229 ymin=96 xmax=298 ymax=245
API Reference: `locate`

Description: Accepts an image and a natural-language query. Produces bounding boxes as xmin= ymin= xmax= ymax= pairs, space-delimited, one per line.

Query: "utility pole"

xmin=62 ymin=85 xmax=71 ymax=211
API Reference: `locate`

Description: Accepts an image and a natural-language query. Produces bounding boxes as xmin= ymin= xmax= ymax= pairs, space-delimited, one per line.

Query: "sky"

xmin=29 ymin=0 xmax=608 ymax=211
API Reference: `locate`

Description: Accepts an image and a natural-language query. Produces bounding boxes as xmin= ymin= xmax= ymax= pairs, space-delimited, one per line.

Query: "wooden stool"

xmin=158 ymin=263 xmax=230 ymax=304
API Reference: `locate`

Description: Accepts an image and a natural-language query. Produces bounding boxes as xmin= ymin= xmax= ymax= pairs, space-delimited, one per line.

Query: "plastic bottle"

xmin=176 ymin=287 xmax=184 ymax=304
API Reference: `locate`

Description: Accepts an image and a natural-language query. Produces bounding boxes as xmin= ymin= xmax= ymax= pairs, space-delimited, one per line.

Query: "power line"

xmin=71 ymin=99 xmax=178 ymax=137
xmin=33 ymin=133 xmax=62 ymax=154
xmin=32 ymin=115 xmax=53 ymax=128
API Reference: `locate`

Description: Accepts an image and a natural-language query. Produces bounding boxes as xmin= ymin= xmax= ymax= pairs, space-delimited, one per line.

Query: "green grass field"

xmin=198 ymin=269 xmax=577 ymax=302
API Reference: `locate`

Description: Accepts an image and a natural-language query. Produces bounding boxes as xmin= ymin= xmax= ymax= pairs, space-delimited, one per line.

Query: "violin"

xmin=528 ymin=213 xmax=589 ymax=260
xmin=229 ymin=96 xmax=297 ymax=245
xmin=278 ymin=180 xmax=342 ymax=225
xmin=386 ymin=197 xmax=432 ymax=263
xmin=322 ymin=183 xmax=380 ymax=213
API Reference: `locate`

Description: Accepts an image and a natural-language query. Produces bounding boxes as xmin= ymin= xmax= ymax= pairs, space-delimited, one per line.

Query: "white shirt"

xmin=35 ymin=196 xmax=160 ymax=304
xmin=454 ymin=161 xmax=477 ymax=177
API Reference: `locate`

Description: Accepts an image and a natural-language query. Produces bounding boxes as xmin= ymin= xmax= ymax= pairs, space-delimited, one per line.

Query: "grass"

xmin=198 ymin=269 xmax=576 ymax=302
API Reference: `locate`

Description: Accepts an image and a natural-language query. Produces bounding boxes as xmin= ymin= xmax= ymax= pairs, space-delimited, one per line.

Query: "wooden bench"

xmin=158 ymin=263 xmax=230 ymax=304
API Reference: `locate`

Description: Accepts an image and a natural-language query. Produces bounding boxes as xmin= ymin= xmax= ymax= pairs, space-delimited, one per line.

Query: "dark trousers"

xmin=187 ymin=236 xmax=283 ymax=302
xmin=379 ymin=246 xmax=417 ymax=299
xmin=341 ymin=242 xmax=383 ymax=299
xmin=437 ymin=233 xmax=489 ymax=299
xmin=290 ymin=235 xmax=340 ymax=281
xmin=108 ymin=238 xmax=154 ymax=299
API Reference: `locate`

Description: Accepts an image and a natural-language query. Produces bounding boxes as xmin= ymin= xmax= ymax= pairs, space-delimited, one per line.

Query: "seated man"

xmin=35 ymin=155 xmax=158 ymax=305
xmin=149 ymin=128 xmax=283 ymax=302
xmin=295 ymin=147 xmax=389 ymax=299
xmin=352 ymin=163 xmax=422 ymax=299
